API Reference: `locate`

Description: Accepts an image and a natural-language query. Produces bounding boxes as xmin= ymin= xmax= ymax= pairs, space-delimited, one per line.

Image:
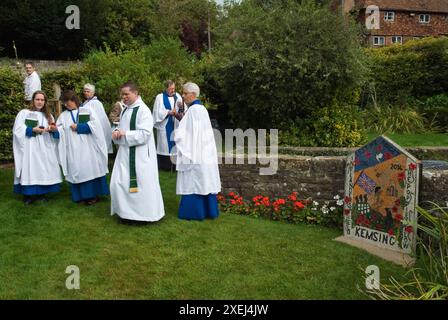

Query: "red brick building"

xmin=333 ymin=0 xmax=448 ymax=46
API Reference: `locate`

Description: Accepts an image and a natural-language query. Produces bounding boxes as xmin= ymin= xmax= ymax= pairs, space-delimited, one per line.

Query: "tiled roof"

xmin=356 ymin=0 xmax=448 ymax=13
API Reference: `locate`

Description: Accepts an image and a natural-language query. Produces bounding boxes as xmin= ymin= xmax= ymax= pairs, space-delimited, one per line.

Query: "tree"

xmin=205 ymin=0 xmax=367 ymax=129
xmin=0 ymin=0 xmax=109 ymax=59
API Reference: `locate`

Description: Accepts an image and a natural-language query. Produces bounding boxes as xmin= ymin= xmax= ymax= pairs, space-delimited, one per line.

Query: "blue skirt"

xmin=178 ymin=194 xmax=219 ymax=221
xmin=13 ymin=183 xmax=61 ymax=196
xmin=69 ymin=176 xmax=109 ymax=202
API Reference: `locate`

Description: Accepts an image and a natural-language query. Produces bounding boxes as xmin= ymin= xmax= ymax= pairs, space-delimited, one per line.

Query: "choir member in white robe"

xmin=153 ymin=80 xmax=185 ymax=170
xmin=57 ymin=90 xmax=109 ymax=205
xmin=23 ymin=62 xmax=41 ymax=102
xmin=13 ymin=91 xmax=62 ymax=204
xmin=175 ymin=82 xmax=221 ymax=221
xmin=110 ymin=81 xmax=165 ymax=223
xmin=81 ymin=83 xmax=113 ymax=155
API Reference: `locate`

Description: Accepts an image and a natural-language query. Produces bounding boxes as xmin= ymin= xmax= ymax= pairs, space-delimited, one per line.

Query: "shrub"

xmin=41 ymin=67 xmax=87 ymax=100
xmin=366 ymin=37 xmax=448 ymax=105
xmin=83 ymin=38 xmax=200 ymax=112
xmin=416 ymin=94 xmax=448 ymax=132
xmin=308 ymin=104 xmax=366 ymax=147
xmin=363 ymin=104 xmax=429 ymax=134
xmin=0 ymin=67 xmax=24 ymax=162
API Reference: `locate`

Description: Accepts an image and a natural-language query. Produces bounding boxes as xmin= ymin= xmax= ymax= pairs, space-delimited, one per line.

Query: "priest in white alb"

xmin=174 ymin=82 xmax=221 ymax=220
xmin=110 ymin=81 xmax=165 ymax=223
xmin=81 ymin=83 xmax=113 ymax=155
xmin=153 ymin=80 xmax=185 ymax=170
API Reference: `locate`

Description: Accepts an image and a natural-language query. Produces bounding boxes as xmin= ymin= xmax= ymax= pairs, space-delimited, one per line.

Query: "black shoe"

xmin=24 ymin=197 xmax=34 ymax=205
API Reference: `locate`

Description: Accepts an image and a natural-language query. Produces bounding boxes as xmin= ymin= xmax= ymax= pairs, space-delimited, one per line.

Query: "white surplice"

xmin=23 ymin=71 xmax=41 ymax=101
xmin=174 ymin=102 xmax=221 ymax=195
xmin=153 ymin=92 xmax=183 ymax=156
xmin=110 ymin=97 xmax=165 ymax=222
xmin=13 ymin=109 xmax=62 ymax=186
xmin=81 ymin=97 xmax=113 ymax=154
xmin=56 ymin=109 xmax=108 ymax=184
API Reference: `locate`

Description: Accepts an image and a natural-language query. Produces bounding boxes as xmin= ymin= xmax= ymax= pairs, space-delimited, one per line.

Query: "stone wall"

xmin=219 ymin=155 xmax=448 ymax=206
xmin=0 ymin=58 xmax=82 ymax=74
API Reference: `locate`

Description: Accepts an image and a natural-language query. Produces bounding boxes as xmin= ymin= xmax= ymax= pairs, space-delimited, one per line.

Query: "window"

xmin=419 ymin=14 xmax=430 ymax=23
xmin=373 ymin=36 xmax=385 ymax=46
xmin=384 ymin=11 xmax=395 ymax=21
xmin=391 ymin=36 xmax=402 ymax=44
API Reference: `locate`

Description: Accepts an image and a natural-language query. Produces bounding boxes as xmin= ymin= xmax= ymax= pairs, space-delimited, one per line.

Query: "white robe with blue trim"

xmin=56 ymin=109 xmax=108 ymax=184
xmin=12 ymin=109 xmax=62 ymax=186
xmin=174 ymin=103 xmax=221 ymax=195
xmin=81 ymin=97 xmax=113 ymax=154
xmin=153 ymin=92 xmax=183 ymax=156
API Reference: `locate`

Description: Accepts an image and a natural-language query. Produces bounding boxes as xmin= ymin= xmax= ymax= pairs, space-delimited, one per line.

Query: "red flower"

xmin=409 ymin=163 xmax=417 ymax=171
xmin=288 ymin=194 xmax=297 ymax=201
xmin=388 ymin=229 xmax=394 ymax=236
xmin=261 ymin=197 xmax=270 ymax=207
xmin=229 ymin=192 xmax=236 ymax=198
xmin=344 ymin=209 xmax=350 ymax=215
xmin=384 ymin=152 xmax=392 ymax=160
xmin=364 ymin=151 xmax=372 ymax=159
xmin=394 ymin=214 xmax=403 ymax=222
xmin=405 ymin=226 xmax=413 ymax=233
xmin=344 ymin=196 xmax=351 ymax=204
xmin=230 ymin=200 xmax=236 ymax=205
xmin=376 ymin=145 xmax=383 ymax=152
xmin=392 ymin=206 xmax=398 ymax=213
xmin=354 ymin=157 xmax=361 ymax=165
xmin=395 ymin=199 xmax=401 ymax=206
xmin=294 ymin=201 xmax=305 ymax=209
xmin=398 ymin=172 xmax=405 ymax=182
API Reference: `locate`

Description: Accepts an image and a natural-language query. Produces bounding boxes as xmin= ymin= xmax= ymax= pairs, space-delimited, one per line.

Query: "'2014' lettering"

xmin=390 ymin=163 xmax=403 ymax=170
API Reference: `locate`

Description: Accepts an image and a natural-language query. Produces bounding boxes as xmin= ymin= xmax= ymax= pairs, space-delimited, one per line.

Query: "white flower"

xmin=333 ymin=195 xmax=340 ymax=200
xmin=313 ymin=201 xmax=319 ymax=206
xmin=324 ymin=200 xmax=330 ymax=205
xmin=311 ymin=207 xmax=317 ymax=211
xmin=330 ymin=206 xmax=336 ymax=211
xmin=336 ymin=199 xmax=344 ymax=206
xmin=322 ymin=207 xmax=329 ymax=214
xmin=317 ymin=192 xmax=321 ymax=196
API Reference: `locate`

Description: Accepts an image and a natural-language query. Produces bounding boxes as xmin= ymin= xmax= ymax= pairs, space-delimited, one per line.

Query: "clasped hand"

xmin=112 ymin=129 xmax=126 ymax=140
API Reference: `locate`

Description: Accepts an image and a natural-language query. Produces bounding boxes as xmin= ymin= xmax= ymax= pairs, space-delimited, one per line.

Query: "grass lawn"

xmin=366 ymin=132 xmax=448 ymax=147
xmin=0 ymin=168 xmax=406 ymax=299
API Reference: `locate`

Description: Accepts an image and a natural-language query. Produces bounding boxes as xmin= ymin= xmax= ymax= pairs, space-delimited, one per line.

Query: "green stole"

xmin=128 ymin=106 xmax=140 ymax=193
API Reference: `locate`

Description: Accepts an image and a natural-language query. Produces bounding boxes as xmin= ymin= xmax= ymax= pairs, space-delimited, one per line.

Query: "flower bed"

xmin=218 ymin=192 xmax=344 ymax=229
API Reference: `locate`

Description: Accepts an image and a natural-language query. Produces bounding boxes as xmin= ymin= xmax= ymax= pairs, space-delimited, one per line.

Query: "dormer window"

xmin=384 ymin=11 xmax=395 ymax=22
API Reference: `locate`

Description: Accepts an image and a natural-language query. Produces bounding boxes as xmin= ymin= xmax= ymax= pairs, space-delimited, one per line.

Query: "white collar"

xmin=125 ymin=96 xmax=143 ymax=109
